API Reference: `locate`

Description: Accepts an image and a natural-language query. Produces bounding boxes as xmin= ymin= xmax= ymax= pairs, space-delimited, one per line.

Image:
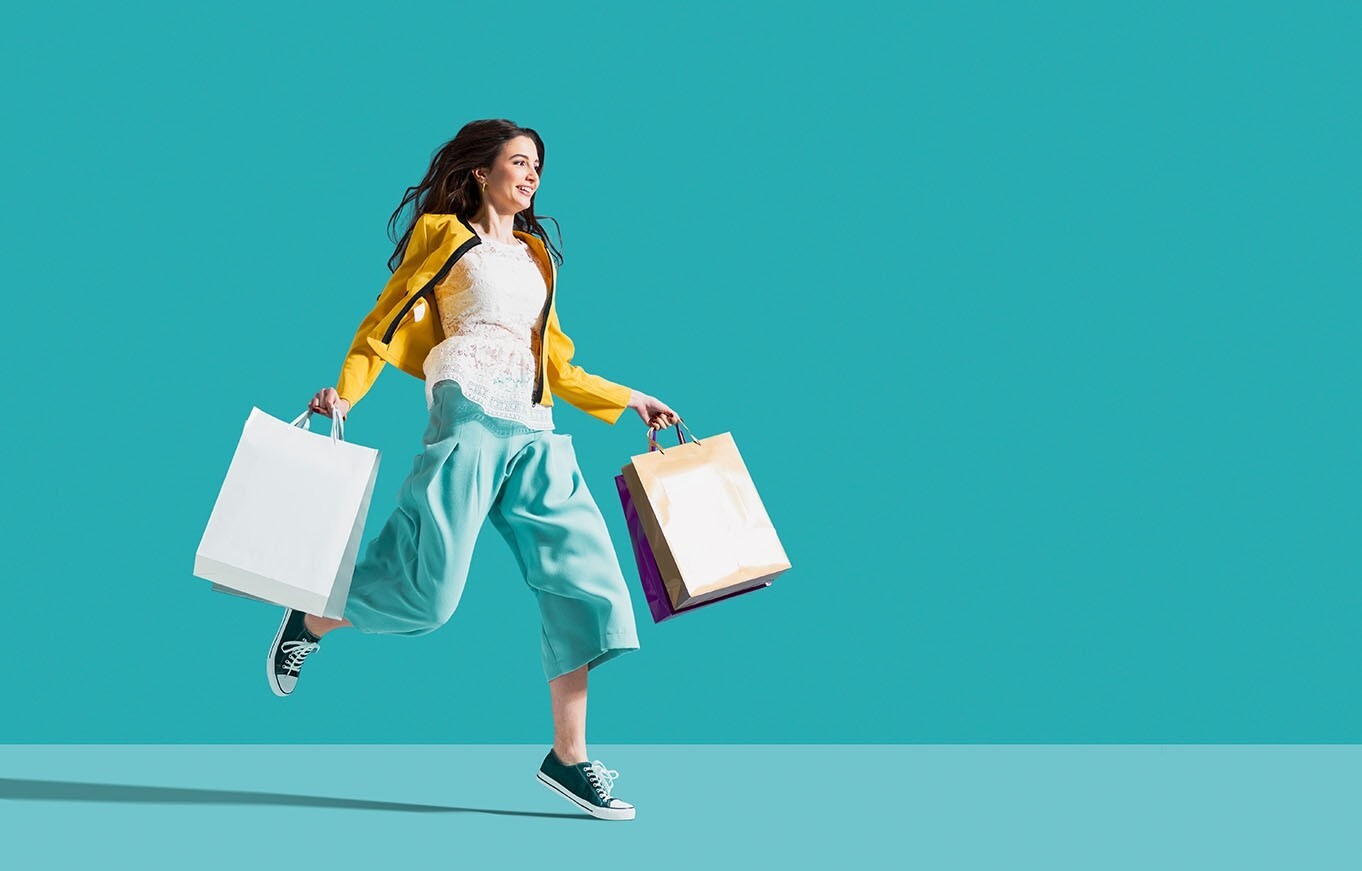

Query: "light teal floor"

xmin=1 ymin=746 xmax=1356 ymax=869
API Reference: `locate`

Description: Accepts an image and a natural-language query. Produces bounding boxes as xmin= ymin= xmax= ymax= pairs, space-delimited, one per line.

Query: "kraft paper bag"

xmin=620 ymin=425 xmax=790 ymax=611
xmin=194 ymin=407 xmax=380 ymax=619
xmin=614 ymin=473 xmax=771 ymax=623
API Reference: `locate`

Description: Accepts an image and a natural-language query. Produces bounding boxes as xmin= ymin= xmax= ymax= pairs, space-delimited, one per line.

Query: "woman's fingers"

xmin=306 ymin=387 xmax=339 ymax=416
xmin=642 ymin=399 xmax=680 ymax=429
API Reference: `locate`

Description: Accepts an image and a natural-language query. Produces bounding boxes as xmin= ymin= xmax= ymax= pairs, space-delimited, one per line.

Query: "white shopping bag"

xmin=193 ymin=406 xmax=380 ymax=618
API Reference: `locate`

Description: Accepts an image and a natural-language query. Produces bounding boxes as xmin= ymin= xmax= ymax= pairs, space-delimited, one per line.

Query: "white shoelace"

xmin=585 ymin=761 xmax=620 ymax=801
xmin=279 ymin=640 xmax=319 ymax=675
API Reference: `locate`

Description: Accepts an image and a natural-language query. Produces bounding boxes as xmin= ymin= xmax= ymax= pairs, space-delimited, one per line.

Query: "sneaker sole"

xmin=535 ymin=771 xmax=636 ymax=820
xmin=265 ymin=613 xmax=294 ymax=697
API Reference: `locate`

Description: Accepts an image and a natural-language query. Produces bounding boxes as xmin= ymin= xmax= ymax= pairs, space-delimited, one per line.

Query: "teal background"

xmin=2 ymin=1 xmax=1358 ymax=743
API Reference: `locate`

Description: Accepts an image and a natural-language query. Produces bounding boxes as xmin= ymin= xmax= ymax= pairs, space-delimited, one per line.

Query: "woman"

xmin=265 ymin=119 xmax=679 ymax=821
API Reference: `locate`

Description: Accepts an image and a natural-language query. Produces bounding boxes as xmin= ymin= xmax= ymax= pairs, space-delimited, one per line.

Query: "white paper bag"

xmin=193 ymin=406 xmax=380 ymax=618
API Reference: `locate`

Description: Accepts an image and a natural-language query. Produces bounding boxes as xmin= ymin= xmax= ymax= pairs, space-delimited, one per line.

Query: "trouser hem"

xmin=545 ymin=632 xmax=641 ymax=682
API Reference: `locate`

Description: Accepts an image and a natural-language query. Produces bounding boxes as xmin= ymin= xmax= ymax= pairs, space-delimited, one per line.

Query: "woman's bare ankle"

xmin=302 ymin=614 xmax=350 ymax=638
xmin=553 ymin=743 xmax=589 ymax=765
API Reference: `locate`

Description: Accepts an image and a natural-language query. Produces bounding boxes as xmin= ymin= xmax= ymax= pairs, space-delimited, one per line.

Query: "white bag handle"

xmin=289 ymin=408 xmax=345 ymax=444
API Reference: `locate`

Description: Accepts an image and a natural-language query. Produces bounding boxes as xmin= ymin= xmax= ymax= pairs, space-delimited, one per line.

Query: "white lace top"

xmin=421 ymin=235 xmax=555 ymax=429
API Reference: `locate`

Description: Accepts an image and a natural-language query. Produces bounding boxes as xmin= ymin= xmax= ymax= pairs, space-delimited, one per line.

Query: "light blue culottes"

xmin=342 ymin=379 xmax=640 ymax=681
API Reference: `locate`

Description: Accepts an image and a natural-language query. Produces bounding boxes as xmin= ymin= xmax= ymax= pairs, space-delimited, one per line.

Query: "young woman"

xmin=266 ymin=119 xmax=679 ymax=821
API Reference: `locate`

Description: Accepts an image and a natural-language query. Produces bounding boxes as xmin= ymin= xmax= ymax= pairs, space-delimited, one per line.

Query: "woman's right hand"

xmin=308 ymin=387 xmax=350 ymax=419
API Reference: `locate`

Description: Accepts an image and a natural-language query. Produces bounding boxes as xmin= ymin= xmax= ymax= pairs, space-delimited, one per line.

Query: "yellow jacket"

xmin=334 ymin=212 xmax=633 ymax=424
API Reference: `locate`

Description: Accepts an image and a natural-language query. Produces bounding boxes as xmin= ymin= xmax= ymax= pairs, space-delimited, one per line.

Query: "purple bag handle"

xmin=647 ymin=419 xmax=701 ymax=453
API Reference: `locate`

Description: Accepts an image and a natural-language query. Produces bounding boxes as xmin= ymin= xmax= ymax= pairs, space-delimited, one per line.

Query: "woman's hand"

xmin=629 ymin=389 xmax=680 ymax=430
xmin=309 ymin=387 xmax=351 ymax=419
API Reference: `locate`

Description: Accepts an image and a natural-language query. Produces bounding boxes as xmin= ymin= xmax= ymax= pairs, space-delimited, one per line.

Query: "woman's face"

xmin=478 ymin=135 xmax=540 ymax=214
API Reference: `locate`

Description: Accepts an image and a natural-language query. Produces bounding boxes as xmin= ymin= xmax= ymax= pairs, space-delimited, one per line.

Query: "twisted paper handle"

xmin=646 ymin=419 xmax=701 ymax=453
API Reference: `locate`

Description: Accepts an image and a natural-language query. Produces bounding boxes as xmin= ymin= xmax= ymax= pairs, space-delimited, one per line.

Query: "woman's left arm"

xmin=544 ymin=306 xmax=680 ymax=428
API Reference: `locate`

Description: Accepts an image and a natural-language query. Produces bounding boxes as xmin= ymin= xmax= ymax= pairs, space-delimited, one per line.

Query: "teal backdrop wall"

xmin=2 ymin=1 xmax=1357 ymax=743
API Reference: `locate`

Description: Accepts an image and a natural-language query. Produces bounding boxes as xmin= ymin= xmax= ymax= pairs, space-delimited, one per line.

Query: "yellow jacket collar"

xmin=434 ymin=213 xmax=557 ymax=292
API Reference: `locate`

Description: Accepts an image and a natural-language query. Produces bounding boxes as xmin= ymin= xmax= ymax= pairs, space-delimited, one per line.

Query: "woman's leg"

xmin=490 ymin=431 xmax=640 ymax=818
xmin=487 ymin=431 xmax=641 ymax=683
xmin=550 ymin=664 xmax=589 ymax=763
xmin=539 ymin=660 xmax=637 ymax=820
xmin=341 ymin=382 xmax=509 ymax=637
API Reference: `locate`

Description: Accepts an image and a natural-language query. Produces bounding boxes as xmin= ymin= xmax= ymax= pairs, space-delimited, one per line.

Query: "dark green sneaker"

xmin=536 ymin=749 xmax=636 ymax=820
xmin=266 ymin=608 xmax=321 ymax=697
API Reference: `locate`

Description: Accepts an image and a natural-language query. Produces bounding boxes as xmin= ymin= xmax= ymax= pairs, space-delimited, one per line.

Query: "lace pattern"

xmin=422 ymin=236 xmax=554 ymax=430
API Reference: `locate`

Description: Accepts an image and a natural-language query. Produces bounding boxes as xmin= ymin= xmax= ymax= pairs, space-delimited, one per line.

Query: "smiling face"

xmin=476 ymin=135 xmax=540 ymax=214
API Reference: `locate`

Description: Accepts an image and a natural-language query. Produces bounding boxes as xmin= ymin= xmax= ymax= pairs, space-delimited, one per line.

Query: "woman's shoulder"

xmin=409 ymin=213 xmax=477 ymax=250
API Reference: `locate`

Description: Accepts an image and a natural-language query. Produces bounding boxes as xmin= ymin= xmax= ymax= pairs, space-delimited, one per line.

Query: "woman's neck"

xmin=467 ymin=212 xmax=518 ymax=244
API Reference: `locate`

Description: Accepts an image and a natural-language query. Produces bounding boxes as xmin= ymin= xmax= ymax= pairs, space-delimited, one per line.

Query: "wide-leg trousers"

xmin=342 ymin=378 xmax=641 ymax=681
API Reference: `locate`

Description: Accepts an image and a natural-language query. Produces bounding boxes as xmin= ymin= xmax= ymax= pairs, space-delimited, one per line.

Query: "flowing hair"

xmin=384 ymin=119 xmax=563 ymax=272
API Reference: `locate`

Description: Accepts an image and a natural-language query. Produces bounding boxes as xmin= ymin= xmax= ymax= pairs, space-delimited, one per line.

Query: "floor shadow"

xmin=0 ymin=778 xmax=588 ymax=820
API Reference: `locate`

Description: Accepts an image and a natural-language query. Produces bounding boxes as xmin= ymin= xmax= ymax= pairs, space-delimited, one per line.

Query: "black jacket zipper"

xmin=532 ymin=277 xmax=556 ymax=403
xmin=380 ymin=237 xmax=480 ymax=345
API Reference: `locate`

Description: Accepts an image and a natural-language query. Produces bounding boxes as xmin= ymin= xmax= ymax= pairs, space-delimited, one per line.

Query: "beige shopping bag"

xmin=620 ymin=424 xmax=790 ymax=610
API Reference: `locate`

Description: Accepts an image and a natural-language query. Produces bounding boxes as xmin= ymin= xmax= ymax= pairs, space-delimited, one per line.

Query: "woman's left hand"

xmin=629 ymin=389 xmax=681 ymax=430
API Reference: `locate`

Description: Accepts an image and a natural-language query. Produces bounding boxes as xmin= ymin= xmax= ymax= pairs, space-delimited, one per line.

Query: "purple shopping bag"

xmin=613 ymin=423 xmax=773 ymax=623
